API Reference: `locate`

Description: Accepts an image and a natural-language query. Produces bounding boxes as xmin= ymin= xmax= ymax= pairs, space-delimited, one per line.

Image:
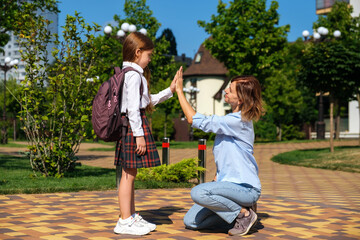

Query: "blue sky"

xmin=58 ymin=0 xmax=318 ymax=58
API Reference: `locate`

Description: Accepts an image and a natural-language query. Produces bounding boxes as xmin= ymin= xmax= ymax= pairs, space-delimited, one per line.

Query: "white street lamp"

xmin=314 ymin=32 xmax=321 ymax=40
xmin=4 ymin=57 xmax=11 ymax=64
xmin=333 ymin=30 xmax=341 ymax=38
xmin=302 ymin=30 xmax=310 ymax=38
xmin=139 ymin=28 xmax=147 ymax=35
xmin=121 ymin=22 xmax=130 ymax=32
xmin=104 ymin=22 xmax=146 ymax=40
xmin=322 ymin=27 xmax=329 ymax=36
xmin=104 ymin=26 xmax=112 ymax=34
xmin=117 ymin=30 xmax=126 ymax=37
xmin=128 ymin=24 xmax=137 ymax=32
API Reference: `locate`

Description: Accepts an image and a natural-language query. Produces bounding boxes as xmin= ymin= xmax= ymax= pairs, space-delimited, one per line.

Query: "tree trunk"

xmin=358 ymin=93 xmax=360 ymax=146
xmin=330 ymin=96 xmax=334 ymax=153
xmin=13 ymin=119 xmax=16 ymax=141
xmin=277 ymin=124 xmax=282 ymax=141
xmin=335 ymin=100 xmax=340 ymax=139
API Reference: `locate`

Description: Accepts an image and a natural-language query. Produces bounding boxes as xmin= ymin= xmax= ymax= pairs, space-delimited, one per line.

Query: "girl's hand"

xmin=135 ymin=136 xmax=146 ymax=155
xmin=175 ymin=66 xmax=183 ymax=93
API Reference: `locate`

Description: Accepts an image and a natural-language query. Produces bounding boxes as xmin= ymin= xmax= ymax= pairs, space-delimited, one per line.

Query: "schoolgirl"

xmin=113 ymin=32 xmax=177 ymax=236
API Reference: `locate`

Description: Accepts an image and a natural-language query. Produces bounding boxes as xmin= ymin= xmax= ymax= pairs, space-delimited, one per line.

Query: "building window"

xmin=316 ymin=0 xmax=349 ymax=10
xmin=194 ymin=52 xmax=203 ymax=63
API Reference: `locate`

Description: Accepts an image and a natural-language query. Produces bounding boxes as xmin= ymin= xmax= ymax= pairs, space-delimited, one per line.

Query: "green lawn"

xmin=0 ymin=154 xmax=192 ymax=194
xmin=0 ymin=142 xmax=28 ymax=148
xmin=271 ymin=146 xmax=360 ymax=173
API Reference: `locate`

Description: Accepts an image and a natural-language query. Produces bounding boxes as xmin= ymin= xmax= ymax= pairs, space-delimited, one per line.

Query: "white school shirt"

xmin=120 ymin=61 xmax=173 ymax=136
xmin=192 ymin=112 xmax=261 ymax=191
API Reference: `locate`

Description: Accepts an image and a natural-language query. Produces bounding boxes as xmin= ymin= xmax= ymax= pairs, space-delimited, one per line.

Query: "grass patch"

xmin=271 ymin=146 xmax=360 ymax=173
xmin=0 ymin=154 xmax=193 ymax=194
xmin=0 ymin=142 xmax=28 ymax=148
xmin=255 ymin=139 xmax=356 ymax=144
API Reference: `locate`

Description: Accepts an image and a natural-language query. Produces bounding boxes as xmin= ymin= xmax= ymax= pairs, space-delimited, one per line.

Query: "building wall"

xmin=184 ymin=76 xmax=230 ymax=116
xmin=349 ymin=0 xmax=360 ymax=136
xmin=349 ymin=100 xmax=359 ymax=134
xmin=351 ymin=0 xmax=360 ymax=16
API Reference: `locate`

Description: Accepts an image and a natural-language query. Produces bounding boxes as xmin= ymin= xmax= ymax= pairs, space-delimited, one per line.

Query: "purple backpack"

xmin=92 ymin=67 xmax=143 ymax=142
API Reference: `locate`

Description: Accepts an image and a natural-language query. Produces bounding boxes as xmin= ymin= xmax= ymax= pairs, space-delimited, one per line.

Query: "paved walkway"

xmin=0 ymin=140 xmax=360 ymax=239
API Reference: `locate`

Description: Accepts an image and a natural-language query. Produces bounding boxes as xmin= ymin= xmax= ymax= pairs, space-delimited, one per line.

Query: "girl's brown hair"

xmin=231 ymin=75 xmax=264 ymax=121
xmin=123 ymin=32 xmax=154 ymax=113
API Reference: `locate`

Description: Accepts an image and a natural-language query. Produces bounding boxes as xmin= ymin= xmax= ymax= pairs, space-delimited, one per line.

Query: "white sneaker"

xmin=114 ymin=216 xmax=151 ymax=235
xmin=135 ymin=213 xmax=156 ymax=231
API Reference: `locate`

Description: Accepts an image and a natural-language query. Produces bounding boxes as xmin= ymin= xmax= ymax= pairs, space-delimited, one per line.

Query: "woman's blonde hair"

xmin=231 ymin=75 xmax=264 ymax=121
xmin=123 ymin=32 xmax=154 ymax=113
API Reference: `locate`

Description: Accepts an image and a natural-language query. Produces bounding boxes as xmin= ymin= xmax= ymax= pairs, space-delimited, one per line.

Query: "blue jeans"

xmin=183 ymin=181 xmax=261 ymax=230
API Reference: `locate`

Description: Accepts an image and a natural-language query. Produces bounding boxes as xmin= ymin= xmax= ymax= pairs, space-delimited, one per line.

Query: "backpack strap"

xmin=118 ymin=67 xmax=144 ymax=115
xmin=114 ymin=67 xmax=121 ymax=75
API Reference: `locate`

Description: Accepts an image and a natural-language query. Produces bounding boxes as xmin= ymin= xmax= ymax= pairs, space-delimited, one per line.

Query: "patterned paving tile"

xmin=1 ymin=141 xmax=360 ymax=239
xmin=0 ymin=189 xmax=359 ymax=240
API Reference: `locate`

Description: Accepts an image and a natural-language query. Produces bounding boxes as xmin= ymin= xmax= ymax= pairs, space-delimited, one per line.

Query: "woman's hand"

xmin=170 ymin=67 xmax=179 ymax=93
xmin=175 ymin=66 xmax=183 ymax=94
xmin=135 ymin=136 xmax=146 ymax=155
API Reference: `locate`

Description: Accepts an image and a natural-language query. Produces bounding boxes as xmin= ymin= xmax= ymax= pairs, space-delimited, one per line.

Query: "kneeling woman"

xmin=174 ymin=67 xmax=263 ymax=236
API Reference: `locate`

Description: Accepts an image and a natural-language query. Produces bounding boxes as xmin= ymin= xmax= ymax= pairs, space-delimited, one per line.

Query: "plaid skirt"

xmin=114 ymin=109 xmax=161 ymax=168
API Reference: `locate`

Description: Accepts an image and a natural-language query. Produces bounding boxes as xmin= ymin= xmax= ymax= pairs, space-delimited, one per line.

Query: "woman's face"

xmin=224 ymin=81 xmax=241 ymax=111
xmin=135 ymin=49 xmax=153 ymax=69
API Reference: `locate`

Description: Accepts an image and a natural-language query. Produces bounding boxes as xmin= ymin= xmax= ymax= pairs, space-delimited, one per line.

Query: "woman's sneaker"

xmin=114 ymin=216 xmax=151 ymax=235
xmin=135 ymin=213 xmax=156 ymax=231
xmin=228 ymin=208 xmax=257 ymax=236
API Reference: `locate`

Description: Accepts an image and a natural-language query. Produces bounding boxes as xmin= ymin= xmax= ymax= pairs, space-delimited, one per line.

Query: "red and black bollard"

xmin=198 ymin=139 xmax=206 ymax=183
xmin=162 ymin=137 xmax=170 ymax=165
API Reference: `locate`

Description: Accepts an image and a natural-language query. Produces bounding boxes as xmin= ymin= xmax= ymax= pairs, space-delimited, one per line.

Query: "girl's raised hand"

xmin=170 ymin=67 xmax=182 ymax=93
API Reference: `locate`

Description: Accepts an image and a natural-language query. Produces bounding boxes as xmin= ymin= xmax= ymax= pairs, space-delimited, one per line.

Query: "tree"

xmin=157 ymin=28 xmax=178 ymax=55
xmin=18 ymin=11 xmax=101 ymax=177
xmin=263 ymin=70 xmax=304 ymax=141
xmin=0 ymin=0 xmax=58 ymax=53
xmin=314 ymin=2 xmax=360 ymax=141
xmin=300 ymin=1 xmax=360 ymax=152
xmin=0 ymin=77 xmax=23 ymax=140
xmin=300 ymin=41 xmax=360 ymax=152
xmin=261 ymin=39 xmax=317 ymax=141
xmin=198 ymin=0 xmax=289 ymax=82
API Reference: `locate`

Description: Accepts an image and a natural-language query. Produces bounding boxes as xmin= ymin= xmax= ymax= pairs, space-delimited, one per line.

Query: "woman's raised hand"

xmin=175 ymin=66 xmax=183 ymax=93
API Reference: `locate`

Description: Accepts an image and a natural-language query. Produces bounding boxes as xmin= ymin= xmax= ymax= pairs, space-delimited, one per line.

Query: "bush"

xmin=254 ymin=118 xmax=277 ymax=142
xmin=192 ymin=128 xmax=216 ymax=141
xmin=136 ymin=158 xmax=205 ymax=183
xmin=282 ymin=124 xmax=305 ymax=140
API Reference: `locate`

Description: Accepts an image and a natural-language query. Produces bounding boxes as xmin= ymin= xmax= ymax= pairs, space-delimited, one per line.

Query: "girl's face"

xmin=224 ymin=81 xmax=241 ymax=112
xmin=135 ymin=49 xmax=153 ymax=69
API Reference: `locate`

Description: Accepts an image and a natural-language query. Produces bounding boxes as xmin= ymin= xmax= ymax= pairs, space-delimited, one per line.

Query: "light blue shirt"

xmin=192 ymin=112 xmax=261 ymax=191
